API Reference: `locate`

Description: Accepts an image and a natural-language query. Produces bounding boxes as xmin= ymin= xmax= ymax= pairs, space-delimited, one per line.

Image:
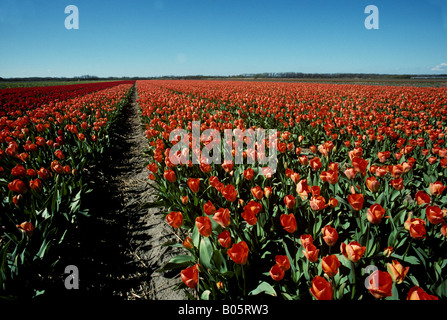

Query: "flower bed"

xmin=139 ymin=79 xmax=447 ymax=300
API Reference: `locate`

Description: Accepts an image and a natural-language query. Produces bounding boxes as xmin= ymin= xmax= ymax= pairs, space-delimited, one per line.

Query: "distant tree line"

xmin=1 ymin=72 xmax=447 ymax=82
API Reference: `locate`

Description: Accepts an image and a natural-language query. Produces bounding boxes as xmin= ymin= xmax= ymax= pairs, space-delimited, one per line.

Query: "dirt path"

xmin=42 ymin=85 xmax=185 ymax=301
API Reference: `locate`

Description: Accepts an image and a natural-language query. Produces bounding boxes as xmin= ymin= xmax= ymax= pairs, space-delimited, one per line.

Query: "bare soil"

xmin=39 ymin=86 xmax=185 ymax=301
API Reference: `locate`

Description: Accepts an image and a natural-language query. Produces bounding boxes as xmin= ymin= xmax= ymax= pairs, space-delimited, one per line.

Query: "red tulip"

xmin=367 ymin=270 xmax=393 ymax=299
xmin=280 ymin=213 xmax=297 ymax=233
xmin=321 ymin=255 xmax=340 ymax=277
xmin=213 ymin=208 xmax=231 ymax=228
xmin=222 ymin=184 xmax=238 ymax=202
xmin=180 ymin=265 xmax=199 ymax=289
xmin=284 ymin=195 xmax=295 ymax=209
xmin=367 ymin=204 xmax=386 ymax=225
xmin=8 ymin=179 xmax=28 ymax=194
xmin=196 ymin=216 xmax=212 ymax=237
xmin=227 ymin=241 xmax=249 ymax=265
xmin=269 ymin=264 xmax=285 ymax=281
xmin=310 ymin=276 xmax=333 ymax=300
xmin=218 ymin=230 xmax=232 ymax=248
xmin=321 ymin=225 xmax=338 ymax=246
xmin=166 ymin=211 xmax=183 ymax=228
xmin=347 ymin=193 xmax=364 ymax=211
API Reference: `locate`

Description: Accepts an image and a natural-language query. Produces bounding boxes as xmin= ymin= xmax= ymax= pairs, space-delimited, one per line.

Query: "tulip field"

xmin=0 ymin=80 xmax=134 ymax=298
xmin=139 ymin=79 xmax=447 ymax=301
xmin=1 ymin=78 xmax=447 ymax=301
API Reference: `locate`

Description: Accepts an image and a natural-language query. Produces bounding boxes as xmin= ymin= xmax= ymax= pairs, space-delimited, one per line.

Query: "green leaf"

xmin=157 ymin=254 xmax=195 ymax=272
xmin=248 ymin=281 xmax=277 ymax=297
xmin=200 ymin=290 xmax=211 ymax=300
xmin=199 ymin=237 xmax=214 ymax=271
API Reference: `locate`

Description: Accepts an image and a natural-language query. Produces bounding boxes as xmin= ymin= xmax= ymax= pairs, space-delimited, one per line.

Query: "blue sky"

xmin=0 ymin=0 xmax=446 ymax=77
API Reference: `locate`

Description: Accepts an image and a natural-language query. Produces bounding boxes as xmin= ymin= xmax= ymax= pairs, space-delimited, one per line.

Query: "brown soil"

xmin=38 ymin=86 xmax=185 ymax=301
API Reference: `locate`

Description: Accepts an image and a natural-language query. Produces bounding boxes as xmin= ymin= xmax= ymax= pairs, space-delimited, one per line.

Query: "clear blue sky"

xmin=0 ymin=0 xmax=446 ymax=77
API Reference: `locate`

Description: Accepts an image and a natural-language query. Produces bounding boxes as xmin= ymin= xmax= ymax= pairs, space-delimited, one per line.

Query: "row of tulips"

xmin=138 ymin=79 xmax=447 ymax=301
xmin=0 ymin=81 xmax=134 ymax=299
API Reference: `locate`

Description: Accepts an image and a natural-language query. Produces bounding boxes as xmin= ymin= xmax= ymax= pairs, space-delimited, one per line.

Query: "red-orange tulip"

xmin=367 ymin=204 xmax=386 ymax=225
xmin=367 ymin=270 xmax=393 ymax=299
xmin=269 ymin=264 xmax=285 ymax=281
xmin=213 ymin=208 xmax=231 ymax=228
xmin=426 ymin=205 xmax=444 ymax=225
xmin=280 ymin=213 xmax=297 ymax=233
xmin=227 ymin=241 xmax=249 ymax=265
xmin=284 ymin=195 xmax=295 ymax=209
xmin=347 ymin=193 xmax=364 ymax=211
xmin=407 ymin=286 xmax=438 ymax=300
xmin=166 ymin=211 xmax=183 ymax=228
xmin=218 ymin=230 xmax=232 ymax=248
xmin=180 ymin=265 xmax=199 ymax=289
xmin=340 ymin=241 xmax=366 ymax=263
xmin=321 ymin=255 xmax=340 ymax=277
xmin=321 ymin=225 xmax=338 ymax=246
xmin=196 ymin=216 xmax=212 ymax=237
xmin=310 ymin=276 xmax=333 ymax=300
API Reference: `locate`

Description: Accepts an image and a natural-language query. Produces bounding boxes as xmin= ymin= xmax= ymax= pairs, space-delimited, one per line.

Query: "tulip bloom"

xmin=241 ymin=209 xmax=257 ymax=225
xmin=303 ymin=243 xmax=319 ymax=262
xmin=275 ymin=255 xmax=290 ymax=271
xmin=429 ymin=181 xmax=446 ymax=196
xmin=29 ymin=178 xmax=43 ymax=192
xmin=218 ymin=230 xmax=232 ymax=248
xmin=222 ymin=184 xmax=238 ymax=202
xmin=227 ymin=241 xmax=249 ymax=265
xmin=213 ymin=208 xmax=231 ymax=228
xmin=264 ymin=186 xmax=272 ymax=198
xmin=284 ymin=195 xmax=295 ymax=209
xmin=347 ymin=193 xmax=364 ymax=211
xmin=183 ymin=237 xmax=194 ymax=249
xmin=163 ymin=169 xmax=176 ymax=183
xmin=407 ymin=286 xmax=438 ymax=300
xmin=16 ymin=221 xmax=35 ymax=237
xmin=166 ymin=211 xmax=183 ymax=228
xmin=405 ymin=214 xmax=427 ymax=239
xmin=340 ymin=241 xmax=366 ymax=263
xmin=310 ymin=276 xmax=333 ymax=300
xmin=280 ymin=213 xmax=297 ymax=233
xmin=426 ymin=205 xmax=444 ymax=225
xmin=11 ymin=164 xmax=26 ymax=177
xmin=243 ymin=168 xmax=254 ymax=180
xmin=390 ymin=177 xmax=404 ymax=191
xmin=269 ymin=264 xmax=285 ymax=281
xmin=387 ymin=260 xmax=409 ymax=284
xmin=296 ymin=179 xmax=310 ymax=200
xmin=187 ymin=178 xmax=200 ymax=193
xmin=367 ymin=204 xmax=386 ymax=225
xmin=8 ymin=179 xmax=28 ymax=194
xmin=352 ymin=157 xmax=368 ymax=174
xmin=203 ymin=200 xmax=216 ymax=215
xmin=251 ymin=186 xmax=264 ymax=200
xmin=321 ymin=255 xmax=340 ymax=277
xmin=309 ymin=157 xmax=322 ymax=170
xmin=367 ymin=270 xmax=393 ymax=299
xmin=196 ymin=216 xmax=212 ymax=237
xmin=180 ymin=265 xmax=199 ymax=289
xmin=300 ymin=234 xmax=313 ymax=248
xmin=310 ymin=195 xmax=328 ymax=211
xmin=365 ymin=176 xmax=379 ymax=193
xmin=321 ymin=225 xmax=338 ymax=246
xmin=414 ymin=190 xmax=430 ymax=205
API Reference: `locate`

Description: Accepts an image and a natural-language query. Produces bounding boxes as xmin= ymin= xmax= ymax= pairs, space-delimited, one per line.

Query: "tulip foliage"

xmin=0 ymin=81 xmax=134 ymax=298
xmin=140 ymin=79 xmax=447 ymax=301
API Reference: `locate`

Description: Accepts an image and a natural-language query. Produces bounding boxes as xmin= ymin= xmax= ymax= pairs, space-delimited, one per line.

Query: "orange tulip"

xmin=166 ymin=211 xmax=183 ymax=228
xmin=275 ymin=255 xmax=290 ymax=271
xmin=280 ymin=213 xmax=297 ymax=233
xmin=387 ymin=260 xmax=409 ymax=284
xmin=367 ymin=204 xmax=386 ymax=225
xmin=321 ymin=255 xmax=340 ymax=277
xmin=303 ymin=243 xmax=319 ymax=262
xmin=196 ymin=216 xmax=212 ymax=237
xmin=213 ymin=208 xmax=231 ymax=228
xmin=251 ymin=186 xmax=264 ymax=200
xmin=222 ymin=184 xmax=238 ymax=202
xmin=414 ymin=190 xmax=430 ymax=205
xmin=310 ymin=276 xmax=333 ymax=300
xmin=407 ymin=286 xmax=438 ymax=300
xmin=227 ymin=241 xmax=249 ymax=265
xmin=321 ymin=225 xmax=338 ymax=246
xmin=347 ymin=193 xmax=364 ymax=211
xmin=180 ymin=265 xmax=199 ymax=289
xmin=340 ymin=241 xmax=366 ymax=263
xmin=16 ymin=221 xmax=35 ymax=237
xmin=284 ymin=195 xmax=296 ymax=209
xmin=309 ymin=195 xmax=328 ymax=211
xmin=426 ymin=205 xmax=444 ymax=225
xmin=187 ymin=178 xmax=200 ymax=193
xmin=429 ymin=181 xmax=446 ymax=196
xmin=163 ymin=169 xmax=176 ymax=183
xmin=218 ymin=230 xmax=232 ymax=248
xmin=367 ymin=270 xmax=393 ymax=299
xmin=365 ymin=176 xmax=379 ymax=193
xmin=269 ymin=264 xmax=285 ymax=281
